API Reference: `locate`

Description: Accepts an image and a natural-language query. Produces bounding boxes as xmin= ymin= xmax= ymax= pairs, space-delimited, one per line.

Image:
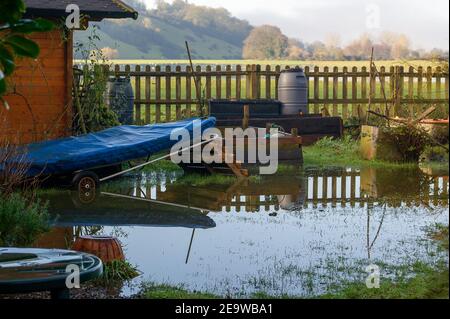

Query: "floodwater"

xmin=37 ymin=165 xmax=449 ymax=297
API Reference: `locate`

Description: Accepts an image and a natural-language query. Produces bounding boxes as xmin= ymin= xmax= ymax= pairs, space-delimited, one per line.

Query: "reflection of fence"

xmin=305 ymin=173 xmax=448 ymax=208
xmin=124 ymin=171 xmax=449 ymax=212
xmin=108 ymin=64 xmax=449 ymax=124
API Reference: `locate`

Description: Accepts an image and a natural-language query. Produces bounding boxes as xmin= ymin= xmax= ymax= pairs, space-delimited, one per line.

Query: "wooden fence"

xmin=108 ymin=64 xmax=449 ymax=124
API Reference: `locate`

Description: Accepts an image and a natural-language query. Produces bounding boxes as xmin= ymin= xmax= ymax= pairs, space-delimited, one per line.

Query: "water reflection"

xmin=36 ymin=165 xmax=449 ymax=297
xmin=97 ymin=166 xmax=448 ymax=212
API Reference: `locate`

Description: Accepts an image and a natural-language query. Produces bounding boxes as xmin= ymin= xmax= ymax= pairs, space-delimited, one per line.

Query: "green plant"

xmin=95 ymin=259 xmax=140 ymax=286
xmin=73 ymin=26 xmax=120 ymax=134
xmin=0 ymin=193 xmax=49 ymax=246
xmin=378 ymin=123 xmax=435 ymax=162
xmin=421 ymin=145 xmax=449 ymax=163
xmin=0 ymin=0 xmax=53 ymax=103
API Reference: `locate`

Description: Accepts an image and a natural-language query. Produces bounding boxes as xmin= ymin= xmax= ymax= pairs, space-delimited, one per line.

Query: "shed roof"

xmin=23 ymin=0 xmax=138 ymax=21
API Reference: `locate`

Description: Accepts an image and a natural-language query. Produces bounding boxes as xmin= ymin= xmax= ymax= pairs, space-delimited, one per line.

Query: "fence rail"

xmin=105 ymin=64 xmax=449 ymax=124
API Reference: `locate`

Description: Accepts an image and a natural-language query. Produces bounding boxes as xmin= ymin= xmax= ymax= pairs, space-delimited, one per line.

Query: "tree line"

xmin=243 ymin=25 xmax=449 ymax=61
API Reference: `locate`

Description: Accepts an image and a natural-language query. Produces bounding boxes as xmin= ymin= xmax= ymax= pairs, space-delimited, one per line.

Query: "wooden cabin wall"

xmin=1 ymin=29 xmax=73 ymax=144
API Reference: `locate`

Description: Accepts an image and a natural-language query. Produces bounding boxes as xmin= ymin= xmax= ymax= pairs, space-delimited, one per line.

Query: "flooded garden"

xmin=33 ymin=163 xmax=449 ymax=298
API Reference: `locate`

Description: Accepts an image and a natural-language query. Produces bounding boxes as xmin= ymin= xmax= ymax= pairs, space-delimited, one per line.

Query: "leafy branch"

xmin=0 ymin=0 xmax=54 ymax=106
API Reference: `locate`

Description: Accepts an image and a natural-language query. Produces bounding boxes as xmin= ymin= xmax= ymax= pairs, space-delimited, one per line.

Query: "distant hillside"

xmin=74 ymin=0 xmax=253 ymax=59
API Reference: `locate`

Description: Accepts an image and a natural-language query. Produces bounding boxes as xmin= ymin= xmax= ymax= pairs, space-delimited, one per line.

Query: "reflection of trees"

xmin=74 ymin=226 xmax=103 ymax=238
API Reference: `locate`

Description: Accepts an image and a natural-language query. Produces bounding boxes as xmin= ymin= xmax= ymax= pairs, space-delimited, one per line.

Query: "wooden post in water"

xmin=242 ymin=104 xmax=249 ymax=130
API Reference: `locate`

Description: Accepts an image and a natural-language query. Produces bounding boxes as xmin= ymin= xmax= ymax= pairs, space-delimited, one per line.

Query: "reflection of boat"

xmin=42 ymin=191 xmax=216 ymax=229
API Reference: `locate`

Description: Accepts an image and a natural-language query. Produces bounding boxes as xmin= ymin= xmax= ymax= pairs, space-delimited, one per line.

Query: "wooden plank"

xmin=236 ymin=65 xmax=242 ymax=99
xmin=323 ymin=175 xmax=328 ymax=200
xmin=361 ymin=66 xmax=368 ymax=121
xmin=332 ymin=66 xmax=339 ymax=116
xmin=323 ymin=66 xmax=330 ymax=115
xmin=398 ymin=66 xmax=404 ymax=116
xmin=351 ymin=66 xmax=358 ymax=117
xmin=175 ymin=65 xmax=182 ymax=120
xmin=370 ymin=64 xmax=377 ymax=116
xmin=313 ymin=66 xmax=320 ymax=114
xmin=186 ymin=65 xmax=192 ymax=117
xmin=408 ymin=66 xmax=414 ymax=116
xmin=435 ymin=66 xmax=444 ymax=115
xmin=417 ymin=66 xmax=423 ymax=98
xmin=265 ymin=65 xmax=271 ymax=99
xmin=426 ymin=66 xmax=432 ymax=99
xmin=196 ymin=65 xmax=202 ymax=114
xmin=379 ymin=66 xmax=387 ymax=115
xmin=165 ymin=65 xmax=172 ymax=122
xmin=155 ymin=65 xmax=161 ymax=123
xmin=206 ymin=65 xmax=212 ymax=100
xmin=144 ymin=65 xmax=151 ymax=123
xmin=242 ymin=104 xmax=249 ymax=129
xmin=255 ymin=64 xmax=261 ymax=99
xmin=226 ymin=65 xmax=232 ymax=99
xmin=275 ymin=65 xmax=281 ymax=99
xmin=216 ymin=65 xmax=222 ymax=99
xmin=342 ymin=66 xmax=348 ymax=120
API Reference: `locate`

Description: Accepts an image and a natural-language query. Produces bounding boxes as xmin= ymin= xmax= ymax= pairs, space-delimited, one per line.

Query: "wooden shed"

xmin=1 ymin=0 xmax=137 ymax=144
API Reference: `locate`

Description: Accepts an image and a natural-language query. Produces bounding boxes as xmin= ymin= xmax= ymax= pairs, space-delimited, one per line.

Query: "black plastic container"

xmin=209 ymin=99 xmax=282 ymax=118
xmin=278 ymin=68 xmax=308 ymax=115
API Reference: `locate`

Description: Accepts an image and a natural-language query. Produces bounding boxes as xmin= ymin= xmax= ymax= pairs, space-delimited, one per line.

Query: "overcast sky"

xmin=141 ymin=0 xmax=449 ymax=50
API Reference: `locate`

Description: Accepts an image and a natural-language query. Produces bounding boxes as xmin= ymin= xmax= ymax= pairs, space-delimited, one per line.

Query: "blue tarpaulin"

xmin=3 ymin=117 xmax=216 ymax=177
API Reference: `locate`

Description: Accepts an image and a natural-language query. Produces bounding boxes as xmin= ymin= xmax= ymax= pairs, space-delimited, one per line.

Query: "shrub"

xmin=421 ymin=145 xmax=449 ymax=163
xmin=0 ymin=193 xmax=49 ymax=247
xmin=378 ymin=124 xmax=434 ymax=162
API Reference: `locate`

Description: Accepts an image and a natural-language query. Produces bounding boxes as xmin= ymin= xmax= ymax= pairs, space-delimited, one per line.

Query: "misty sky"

xmin=141 ymin=0 xmax=449 ymax=50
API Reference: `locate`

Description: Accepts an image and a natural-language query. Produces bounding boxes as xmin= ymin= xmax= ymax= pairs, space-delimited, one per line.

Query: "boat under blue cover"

xmin=5 ymin=117 xmax=216 ymax=177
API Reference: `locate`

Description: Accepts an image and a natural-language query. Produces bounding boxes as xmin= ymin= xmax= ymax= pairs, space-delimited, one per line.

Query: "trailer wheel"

xmin=72 ymin=171 xmax=99 ymax=194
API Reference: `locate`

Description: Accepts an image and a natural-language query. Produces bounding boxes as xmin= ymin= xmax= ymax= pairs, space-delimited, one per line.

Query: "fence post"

xmin=323 ymin=66 xmax=329 ymax=116
xmin=313 ymin=66 xmax=320 ymax=114
xmin=255 ymin=64 xmax=261 ymax=99
xmin=145 ymin=65 xmax=151 ymax=124
xmin=165 ymin=65 xmax=171 ymax=122
xmin=393 ymin=66 xmax=401 ymax=116
xmin=134 ymin=65 xmax=141 ymax=125
xmin=246 ymin=64 xmax=258 ymax=99
xmin=155 ymin=65 xmax=161 ymax=123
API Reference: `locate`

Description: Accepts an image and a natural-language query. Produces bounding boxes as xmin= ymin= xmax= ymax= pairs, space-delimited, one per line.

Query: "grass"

xmin=140 ymin=283 xmax=218 ymax=299
xmin=320 ymin=263 xmax=448 ymax=299
xmin=303 ymin=134 xmax=449 ymax=169
xmin=303 ymin=135 xmax=416 ymax=168
xmin=320 ymin=224 xmax=449 ymax=299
